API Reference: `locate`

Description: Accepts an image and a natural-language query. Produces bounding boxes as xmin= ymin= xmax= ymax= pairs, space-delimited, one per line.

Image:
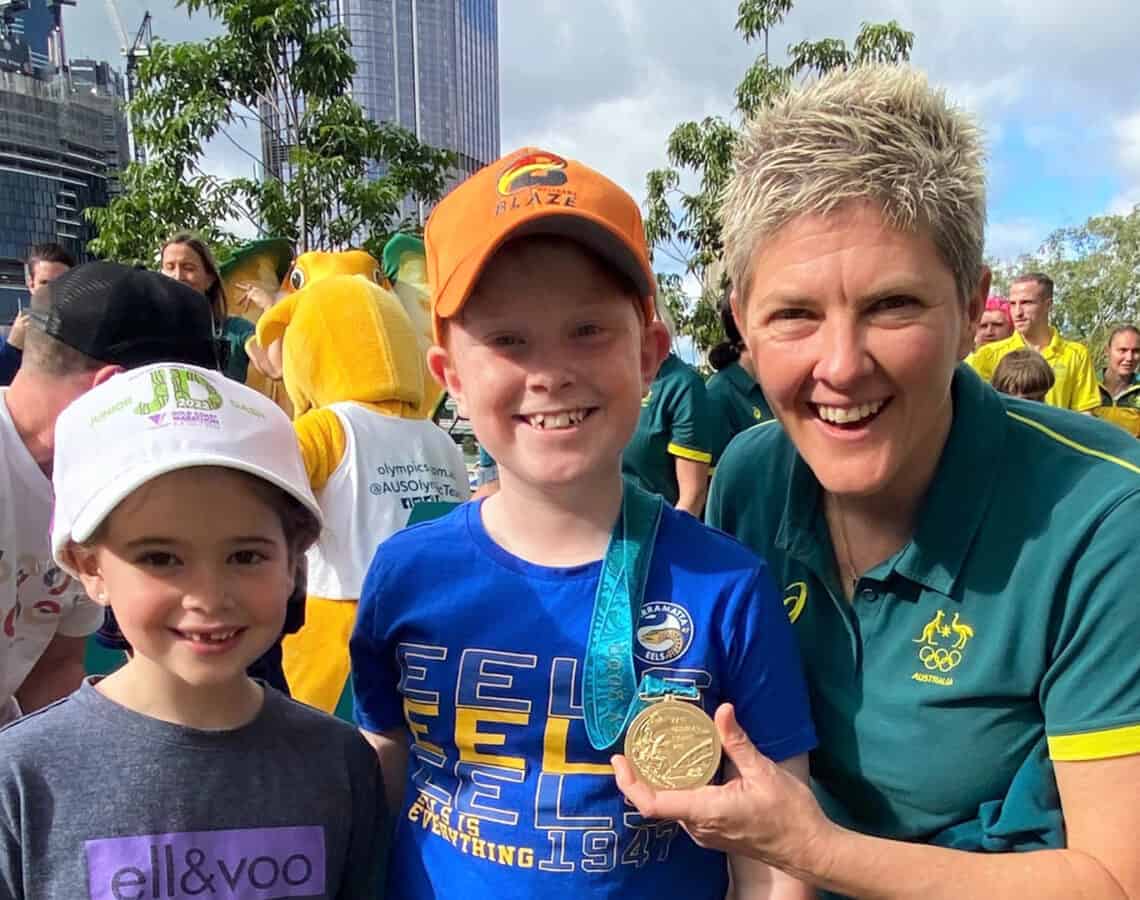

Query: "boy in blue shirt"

xmin=350 ymin=147 xmax=817 ymax=899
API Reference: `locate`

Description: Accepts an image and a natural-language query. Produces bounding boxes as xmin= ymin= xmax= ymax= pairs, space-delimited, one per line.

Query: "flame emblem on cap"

xmin=497 ymin=151 xmax=568 ymax=195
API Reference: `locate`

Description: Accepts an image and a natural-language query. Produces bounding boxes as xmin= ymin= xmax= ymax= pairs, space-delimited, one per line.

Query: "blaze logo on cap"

xmin=497 ymin=151 xmax=568 ymax=196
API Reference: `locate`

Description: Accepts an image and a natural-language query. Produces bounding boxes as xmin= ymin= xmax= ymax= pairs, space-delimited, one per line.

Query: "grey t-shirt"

xmin=0 ymin=680 xmax=384 ymax=899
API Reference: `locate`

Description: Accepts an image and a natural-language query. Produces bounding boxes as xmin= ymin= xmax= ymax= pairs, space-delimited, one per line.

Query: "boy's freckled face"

xmin=435 ymin=239 xmax=666 ymax=490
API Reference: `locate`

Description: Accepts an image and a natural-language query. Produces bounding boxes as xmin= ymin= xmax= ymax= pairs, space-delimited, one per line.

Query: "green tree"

xmin=657 ymin=273 xmax=722 ymax=370
xmin=1036 ymin=205 xmax=1140 ymax=369
xmin=985 ymin=259 xmax=1012 ymax=297
xmin=87 ymin=0 xmax=455 ymax=265
xmin=645 ymin=0 xmax=913 ymax=359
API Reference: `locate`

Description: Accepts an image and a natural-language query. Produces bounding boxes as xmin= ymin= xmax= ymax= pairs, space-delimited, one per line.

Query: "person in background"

xmin=1098 ymin=325 xmax=1140 ymax=407
xmin=706 ymin=291 xmax=772 ymax=462
xmin=991 ymin=348 xmax=1055 ymax=401
xmin=973 ymin=294 xmax=1012 ymax=349
xmin=0 ymin=263 xmax=220 ymax=728
xmin=1092 ymin=325 xmax=1140 ymax=436
xmin=967 ymin=273 xmax=1099 ymax=412
xmin=160 ymin=232 xmax=273 ymax=382
xmin=622 ymin=300 xmax=716 ymax=516
xmin=0 ymin=243 xmax=76 ymax=386
xmin=0 ymin=315 xmax=26 ymax=387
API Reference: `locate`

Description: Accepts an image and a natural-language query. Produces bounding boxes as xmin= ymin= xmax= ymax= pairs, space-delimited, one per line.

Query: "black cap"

xmin=26 ymin=262 xmax=223 ymax=370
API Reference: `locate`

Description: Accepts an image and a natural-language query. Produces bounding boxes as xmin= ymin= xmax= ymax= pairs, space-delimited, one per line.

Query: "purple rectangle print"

xmin=85 ymin=825 xmax=326 ymax=900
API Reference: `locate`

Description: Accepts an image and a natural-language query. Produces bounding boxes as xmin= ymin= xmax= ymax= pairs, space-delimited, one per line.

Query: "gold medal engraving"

xmin=623 ymin=696 xmax=721 ymax=790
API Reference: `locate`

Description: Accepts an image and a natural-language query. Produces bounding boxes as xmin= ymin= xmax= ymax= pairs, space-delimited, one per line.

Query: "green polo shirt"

xmin=221 ymin=315 xmax=254 ymax=383
xmin=708 ymin=366 xmax=1140 ymax=849
xmin=622 ymin=352 xmax=714 ymax=505
xmin=705 ymin=361 xmax=772 ymax=463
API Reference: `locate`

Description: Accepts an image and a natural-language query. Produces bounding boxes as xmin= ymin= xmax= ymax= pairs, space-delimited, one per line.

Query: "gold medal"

xmin=623 ymin=695 xmax=721 ymax=790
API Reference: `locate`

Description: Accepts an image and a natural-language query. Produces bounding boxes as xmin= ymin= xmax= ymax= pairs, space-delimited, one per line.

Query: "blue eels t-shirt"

xmin=351 ymin=498 xmax=816 ymax=900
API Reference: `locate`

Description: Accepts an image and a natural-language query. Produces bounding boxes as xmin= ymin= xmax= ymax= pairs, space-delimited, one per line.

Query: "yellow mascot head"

xmin=249 ymin=245 xmax=440 ymax=422
xmin=255 ymin=258 xmax=425 ymax=418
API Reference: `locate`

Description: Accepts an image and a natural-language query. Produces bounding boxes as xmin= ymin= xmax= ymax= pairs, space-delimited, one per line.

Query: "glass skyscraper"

xmin=0 ymin=2 xmax=129 ymax=324
xmin=0 ymin=0 xmax=60 ymax=73
xmin=262 ymin=0 xmax=500 ymax=218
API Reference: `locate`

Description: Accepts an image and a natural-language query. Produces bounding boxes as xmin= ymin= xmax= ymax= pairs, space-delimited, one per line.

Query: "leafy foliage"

xmin=657 ymin=272 xmax=723 ymax=368
xmin=645 ymin=1 xmax=913 ymax=360
xmin=87 ymin=0 xmax=454 ymax=264
xmin=1038 ymin=205 xmax=1140 ymax=369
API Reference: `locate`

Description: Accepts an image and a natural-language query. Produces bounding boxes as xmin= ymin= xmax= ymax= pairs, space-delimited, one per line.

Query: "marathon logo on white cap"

xmin=86 ymin=366 xmax=264 ymax=431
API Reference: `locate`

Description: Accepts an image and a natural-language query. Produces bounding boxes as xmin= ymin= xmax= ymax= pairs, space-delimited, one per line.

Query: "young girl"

xmin=0 ymin=363 xmax=384 ymax=899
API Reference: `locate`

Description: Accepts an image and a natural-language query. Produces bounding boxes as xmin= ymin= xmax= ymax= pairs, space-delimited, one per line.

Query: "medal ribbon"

xmin=583 ymin=479 xmax=694 ymax=751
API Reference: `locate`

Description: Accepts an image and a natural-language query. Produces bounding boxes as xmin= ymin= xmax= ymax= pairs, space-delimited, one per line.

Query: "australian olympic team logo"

xmin=912 ymin=609 xmax=975 ymax=679
xmin=497 ymin=151 xmax=568 ymax=195
xmin=634 ymin=600 xmax=694 ymax=664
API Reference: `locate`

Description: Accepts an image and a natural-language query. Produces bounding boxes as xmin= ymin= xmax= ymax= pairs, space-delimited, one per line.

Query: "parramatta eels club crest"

xmin=635 ymin=601 xmax=693 ymax=665
xmin=911 ymin=609 xmax=974 ymax=686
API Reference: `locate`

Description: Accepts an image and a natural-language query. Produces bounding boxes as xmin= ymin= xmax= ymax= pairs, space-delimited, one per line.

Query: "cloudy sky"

xmin=62 ymin=0 xmax=1140 ymax=263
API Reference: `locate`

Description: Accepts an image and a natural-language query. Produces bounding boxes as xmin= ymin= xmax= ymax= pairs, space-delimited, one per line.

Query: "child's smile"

xmin=518 ymin=407 xmax=596 ymax=431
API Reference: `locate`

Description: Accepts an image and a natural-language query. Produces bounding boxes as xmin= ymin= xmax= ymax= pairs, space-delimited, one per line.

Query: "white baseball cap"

xmin=51 ymin=363 xmax=321 ymax=575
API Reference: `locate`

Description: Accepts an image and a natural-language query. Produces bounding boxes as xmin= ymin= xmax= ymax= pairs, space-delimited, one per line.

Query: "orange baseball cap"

xmin=426 ymin=147 xmax=656 ymax=339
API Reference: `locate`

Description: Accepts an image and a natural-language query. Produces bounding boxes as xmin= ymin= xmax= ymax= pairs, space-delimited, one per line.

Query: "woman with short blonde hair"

xmin=616 ymin=64 xmax=1140 ymax=900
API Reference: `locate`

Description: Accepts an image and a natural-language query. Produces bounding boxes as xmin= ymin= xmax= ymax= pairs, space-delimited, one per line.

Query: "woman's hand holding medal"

xmin=613 ymin=703 xmax=829 ymax=876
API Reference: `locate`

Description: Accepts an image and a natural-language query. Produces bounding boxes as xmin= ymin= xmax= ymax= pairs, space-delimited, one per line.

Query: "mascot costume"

xmin=253 ymin=242 xmax=470 ymax=714
xmin=218 ymin=238 xmax=295 ymax=415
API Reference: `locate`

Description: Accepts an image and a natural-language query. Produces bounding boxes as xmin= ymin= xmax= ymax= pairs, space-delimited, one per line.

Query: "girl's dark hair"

xmin=242 ymin=476 xmax=322 ymax=559
xmin=708 ymin=292 xmax=745 ymax=371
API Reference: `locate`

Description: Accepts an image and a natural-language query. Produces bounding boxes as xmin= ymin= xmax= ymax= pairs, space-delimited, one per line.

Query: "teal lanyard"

xmin=582 ymin=480 xmax=696 ymax=751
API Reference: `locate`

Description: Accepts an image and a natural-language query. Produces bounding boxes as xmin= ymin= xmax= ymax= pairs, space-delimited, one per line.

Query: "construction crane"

xmin=103 ymin=0 xmax=151 ymax=163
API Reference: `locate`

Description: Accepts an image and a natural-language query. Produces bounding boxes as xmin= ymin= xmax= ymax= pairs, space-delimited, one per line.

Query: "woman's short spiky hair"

xmin=722 ymin=65 xmax=986 ymax=305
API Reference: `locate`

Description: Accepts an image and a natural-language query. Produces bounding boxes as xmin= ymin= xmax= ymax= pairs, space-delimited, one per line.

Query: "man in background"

xmin=967 ymin=272 xmax=1099 ymax=412
xmin=0 ymin=243 xmax=76 ymax=386
xmin=0 ymin=263 xmax=219 ymax=725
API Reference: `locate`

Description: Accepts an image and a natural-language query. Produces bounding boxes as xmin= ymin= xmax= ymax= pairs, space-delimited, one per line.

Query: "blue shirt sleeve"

xmin=349 ymin=549 xmax=407 ymax=735
xmin=721 ymin=562 xmax=817 ymax=762
xmin=0 ymin=341 xmax=22 ymax=386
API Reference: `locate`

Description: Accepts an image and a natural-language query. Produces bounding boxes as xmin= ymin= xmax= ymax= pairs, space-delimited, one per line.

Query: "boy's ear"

xmin=426 ymin=345 xmax=468 ymax=418
xmin=63 ymin=544 xmax=109 ymax=608
xmin=641 ymin=319 xmax=670 ymax=390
